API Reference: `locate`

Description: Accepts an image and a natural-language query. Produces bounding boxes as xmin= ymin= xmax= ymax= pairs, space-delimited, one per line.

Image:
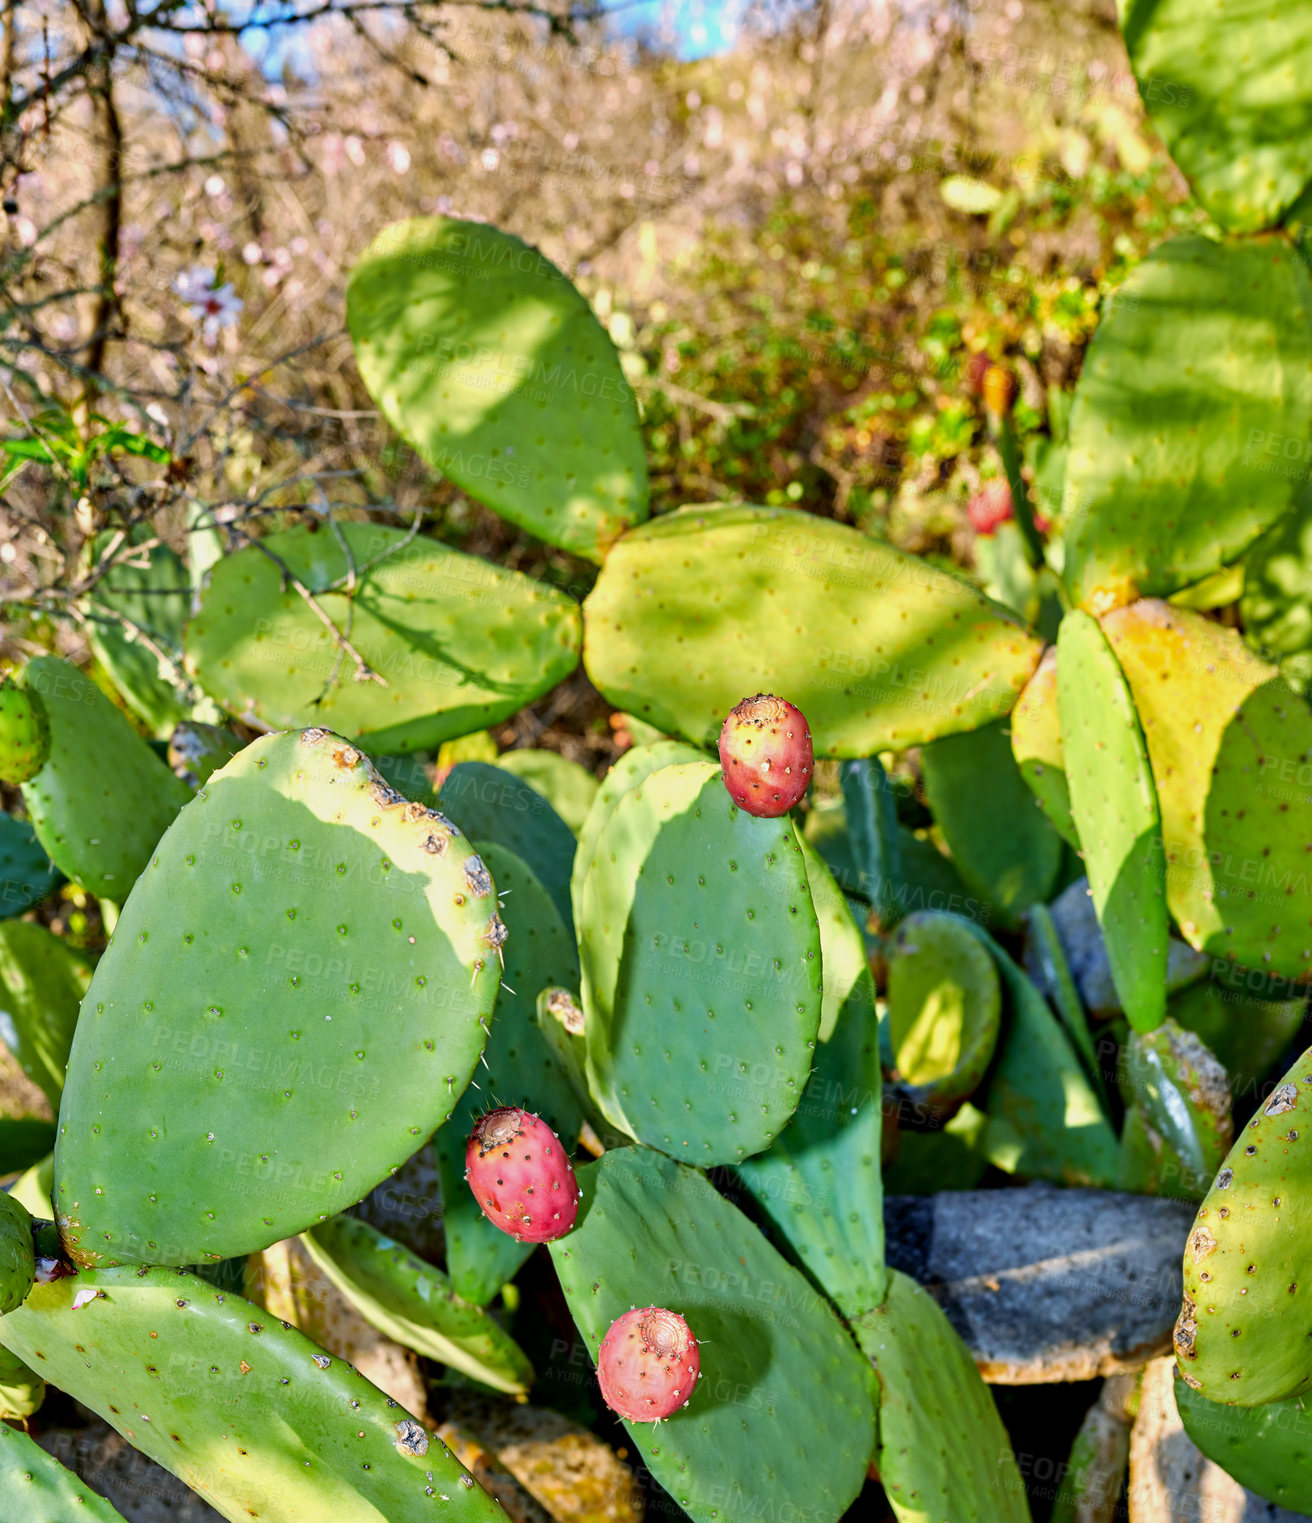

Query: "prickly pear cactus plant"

xmin=17 ymin=5 xmax=1312 ymax=1507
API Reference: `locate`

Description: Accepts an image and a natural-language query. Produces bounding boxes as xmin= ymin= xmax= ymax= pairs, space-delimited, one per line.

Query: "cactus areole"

xmin=464 ymin=1106 xmax=580 ymax=1243
xmin=598 ymin=1306 xmax=701 ymax=1422
xmin=718 ymin=694 xmax=813 ymax=817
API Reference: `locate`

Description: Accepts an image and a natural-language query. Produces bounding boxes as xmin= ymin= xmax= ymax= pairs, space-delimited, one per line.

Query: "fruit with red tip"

xmin=597 ymin=1306 xmax=700 ymax=1422
xmin=464 ymin=1106 xmax=580 ymax=1243
xmin=967 ymin=480 xmax=1014 ymax=536
xmin=718 ymin=694 xmax=812 ymax=817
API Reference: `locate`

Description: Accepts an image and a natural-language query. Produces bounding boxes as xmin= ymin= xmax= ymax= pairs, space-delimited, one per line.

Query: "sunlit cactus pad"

xmin=583 ymin=504 xmax=1042 ymax=755
xmin=54 ymin=728 xmax=502 ymax=1268
xmin=0 ymin=1266 xmax=505 ymax=1523
xmin=348 ymin=216 xmax=649 ymax=561
xmin=186 ymin=521 xmax=582 ymax=754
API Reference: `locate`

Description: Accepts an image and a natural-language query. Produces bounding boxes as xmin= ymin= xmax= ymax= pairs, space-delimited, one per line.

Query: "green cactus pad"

xmin=430 ymin=841 xmax=583 ymax=1305
xmin=853 ymin=1269 xmax=1029 ymax=1523
xmin=1175 ymin=1044 xmax=1312 ymax=1405
xmin=1119 ymin=1020 xmax=1232 ymax=1201
xmin=0 ymin=676 xmax=49 ymax=784
xmin=85 ymin=532 xmax=192 ymax=738
xmin=1241 ymin=482 xmax=1312 ymax=695
xmin=570 ymin=739 xmax=706 ymax=932
xmin=0 ymin=1340 xmax=45 ymax=1419
xmin=0 ymin=812 xmax=61 ymax=920
xmin=964 ymin=924 xmax=1120 ymax=1188
xmin=883 ymin=1103 xmax=991 ymax=1195
xmin=54 ymin=728 xmax=502 ymax=1268
xmin=0 ymin=920 xmax=93 ymax=1107
xmin=1009 ymin=647 xmax=1077 ymax=848
xmin=887 ymin=910 xmax=1002 ymax=1116
xmin=0 ymin=1266 xmax=505 ymax=1523
xmin=0 ymin=1189 xmax=34 ymax=1313
xmin=437 ymin=761 xmax=577 ymax=933
xmin=17 ymin=657 xmax=190 ymax=900
xmin=734 ymin=839 xmax=884 ymax=1318
xmin=1061 ymin=237 xmax=1312 ymax=611
xmin=492 ymin=749 xmax=599 ymax=835
xmin=583 ymin=505 xmax=1042 ymax=755
xmin=301 ymin=1213 xmax=533 ymax=1395
xmin=1176 ymin=1373 xmax=1312 ymax=1513
xmin=11 ymin=1151 xmax=54 ymax=1218
xmin=1169 ymin=978 xmax=1305 ymax=1097
xmin=579 ymin=760 xmax=822 ymax=1164
xmin=1122 ymin=0 xmax=1312 ymax=232
xmin=347 ymin=216 xmax=648 ymax=562
xmin=920 ymin=719 xmax=1063 ymax=930
xmin=549 ymin=1148 xmax=875 ymax=1523
xmin=1102 ymin=599 xmax=1312 ymax=977
xmin=1056 ymin=609 xmax=1168 ymax=1032
xmin=185 ymin=521 xmax=581 ymax=754
xmin=0 ymin=1424 xmax=127 ymax=1520
xmin=840 ymin=757 xmax=903 ymax=929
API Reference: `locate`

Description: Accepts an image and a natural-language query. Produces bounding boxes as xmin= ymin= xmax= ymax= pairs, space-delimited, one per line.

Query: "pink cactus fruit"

xmin=597 ymin=1306 xmax=700 ymax=1423
xmin=464 ymin=1106 xmax=580 ymax=1243
xmin=718 ymin=694 xmax=813 ymax=817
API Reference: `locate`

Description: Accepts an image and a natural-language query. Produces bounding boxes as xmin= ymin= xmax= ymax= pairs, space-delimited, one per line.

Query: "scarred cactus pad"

xmin=718 ymin=694 xmax=813 ymax=817
xmin=598 ymin=1306 xmax=700 ymax=1423
xmin=464 ymin=1106 xmax=580 ymax=1243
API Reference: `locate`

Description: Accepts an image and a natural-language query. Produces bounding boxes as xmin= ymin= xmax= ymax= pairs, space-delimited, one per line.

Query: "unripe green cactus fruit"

xmin=186 ymin=521 xmax=582 ymax=754
xmin=0 ymin=1423 xmax=127 ymax=1520
xmin=887 ymin=910 xmax=1001 ymax=1117
xmin=854 ymin=1269 xmax=1029 ymax=1523
xmin=0 ymin=675 xmax=50 ymax=783
xmin=348 ymin=216 xmax=649 ymax=562
xmin=0 ymin=1266 xmax=505 ymax=1522
xmin=54 ymin=728 xmax=502 ymax=1268
xmin=549 ymin=1148 xmax=875 ymax=1523
xmin=578 ymin=759 xmax=822 ymax=1163
xmin=583 ymin=504 xmax=1041 ymax=755
xmin=1101 ymin=598 xmax=1312 ymax=978
xmin=301 ymin=1213 xmax=533 ymax=1395
xmin=1057 ymin=609 xmax=1168 ymax=1032
xmin=16 ymin=657 xmax=190 ymax=899
xmin=0 ymin=1189 xmax=35 ymax=1312
xmin=1175 ymin=1045 xmax=1312 ymax=1405
xmin=1118 ymin=1019 xmax=1232 ymax=1201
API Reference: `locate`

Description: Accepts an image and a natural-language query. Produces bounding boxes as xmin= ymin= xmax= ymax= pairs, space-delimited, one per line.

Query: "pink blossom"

xmin=173 ymin=265 xmax=243 ymax=347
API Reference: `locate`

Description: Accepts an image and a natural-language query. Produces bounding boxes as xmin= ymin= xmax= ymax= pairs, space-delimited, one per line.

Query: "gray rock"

xmin=37 ymin=1421 xmax=223 ymax=1522
xmin=884 ymin=1184 xmax=1197 ymax=1382
xmin=1128 ymin=1358 xmax=1312 ymax=1521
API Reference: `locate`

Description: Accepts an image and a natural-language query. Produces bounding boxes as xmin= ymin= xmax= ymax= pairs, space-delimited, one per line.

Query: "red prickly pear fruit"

xmin=464 ymin=1106 xmax=580 ymax=1243
xmin=967 ymin=480 xmax=1014 ymax=536
xmin=718 ymin=694 xmax=813 ymax=817
xmin=597 ymin=1306 xmax=700 ymax=1423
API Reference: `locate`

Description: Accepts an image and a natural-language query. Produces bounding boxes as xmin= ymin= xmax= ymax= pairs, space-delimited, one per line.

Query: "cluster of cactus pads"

xmin=6 ymin=4 xmax=1312 ymax=1517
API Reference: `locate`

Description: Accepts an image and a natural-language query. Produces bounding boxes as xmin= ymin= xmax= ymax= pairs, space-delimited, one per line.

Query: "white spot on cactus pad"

xmin=393 ymin=1418 xmax=428 ymax=1457
xmin=1265 ymin=1084 xmax=1298 ymax=1116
